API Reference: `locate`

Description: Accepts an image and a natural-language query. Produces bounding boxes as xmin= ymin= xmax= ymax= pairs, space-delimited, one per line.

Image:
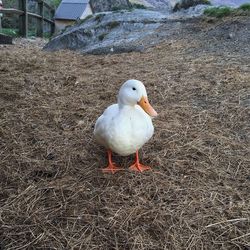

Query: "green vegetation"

xmin=98 ymin=32 xmax=108 ymax=41
xmin=59 ymin=24 xmax=73 ymax=35
xmin=204 ymin=6 xmax=232 ymax=18
xmin=238 ymin=3 xmax=250 ymax=11
xmin=44 ymin=32 xmax=52 ymax=39
xmin=131 ymin=3 xmax=147 ymax=9
xmin=202 ymin=0 xmax=211 ymax=4
xmin=79 ymin=15 xmax=93 ymax=25
xmin=2 ymin=0 xmax=17 ymax=8
xmin=94 ymin=14 xmax=105 ymax=23
xmin=0 ymin=28 xmax=19 ymax=37
xmin=47 ymin=0 xmax=62 ymax=7
xmin=28 ymin=28 xmax=37 ymax=37
xmin=83 ymin=29 xmax=92 ymax=37
xmin=111 ymin=6 xmax=125 ymax=12
xmin=204 ymin=4 xmax=250 ymax=18
xmin=1 ymin=0 xmax=55 ymax=38
xmin=0 ymin=28 xmax=53 ymax=39
xmin=174 ymin=0 xmax=210 ymax=11
xmin=107 ymin=21 xmax=120 ymax=29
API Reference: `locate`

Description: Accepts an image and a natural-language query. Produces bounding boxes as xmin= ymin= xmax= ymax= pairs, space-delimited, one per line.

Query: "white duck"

xmin=94 ymin=79 xmax=157 ymax=173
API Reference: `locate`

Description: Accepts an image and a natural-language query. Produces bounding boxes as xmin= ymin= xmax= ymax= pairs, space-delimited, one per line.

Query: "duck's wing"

xmin=94 ymin=104 xmax=119 ymax=147
xmin=102 ymin=103 xmax=119 ymax=117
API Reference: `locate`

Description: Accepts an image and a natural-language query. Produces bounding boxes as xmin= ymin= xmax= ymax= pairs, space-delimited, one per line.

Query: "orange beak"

xmin=138 ymin=96 xmax=158 ymax=117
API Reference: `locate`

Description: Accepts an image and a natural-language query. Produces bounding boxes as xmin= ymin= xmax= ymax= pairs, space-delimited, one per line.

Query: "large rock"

xmin=90 ymin=0 xmax=131 ymax=13
xmin=169 ymin=0 xmax=210 ymax=11
xmin=144 ymin=0 xmax=170 ymax=9
xmin=43 ymin=9 xmax=169 ymax=55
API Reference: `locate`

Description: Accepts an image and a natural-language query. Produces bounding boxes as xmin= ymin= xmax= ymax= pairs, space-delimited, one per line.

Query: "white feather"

xmin=94 ymin=80 xmax=155 ymax=156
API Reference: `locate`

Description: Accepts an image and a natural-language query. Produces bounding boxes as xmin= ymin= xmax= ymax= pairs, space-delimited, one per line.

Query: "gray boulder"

xmin=169 ymin=0 xmax=210 ymax=11
xmin=43 ymin=10 xmax=168 ymax=55
xmin=90 ymin=0 xmax=131 ymax=13
xmin=145 ymin=0 xmax=170 ymax=9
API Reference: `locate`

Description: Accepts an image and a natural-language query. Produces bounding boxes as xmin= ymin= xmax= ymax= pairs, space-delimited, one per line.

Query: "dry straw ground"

xmin=0 ymin=16 xmax=250 ymax=249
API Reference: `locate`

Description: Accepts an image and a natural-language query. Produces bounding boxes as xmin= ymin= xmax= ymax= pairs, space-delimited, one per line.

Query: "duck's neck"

xmin=118 ymin=102 xmax=136 ymax=111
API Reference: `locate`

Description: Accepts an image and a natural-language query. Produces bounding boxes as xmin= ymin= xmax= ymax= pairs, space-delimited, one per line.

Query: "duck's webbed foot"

xmin=129 ymin=150 xmax=151 ymax=172
xmin=102 ymin=150 xmax=123 ymax=174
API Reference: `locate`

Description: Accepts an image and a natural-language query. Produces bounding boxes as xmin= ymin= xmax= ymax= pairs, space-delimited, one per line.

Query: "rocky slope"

xmin=44 ymin=10 xmax=169 ymax=54
xmin=169 ymin=0 xmax=210 ymax=11
xmin=44 ymin=0 xmax=250 ymax=55
xmin=135 ymin=0 xmax=250 ymax=9
xmin=90 ymin=0 xmax=131 ymax=13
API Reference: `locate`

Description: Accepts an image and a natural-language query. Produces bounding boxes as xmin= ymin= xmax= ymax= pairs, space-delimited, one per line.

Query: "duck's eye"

xmin=132 ymin=87 xmax=136 ymax=91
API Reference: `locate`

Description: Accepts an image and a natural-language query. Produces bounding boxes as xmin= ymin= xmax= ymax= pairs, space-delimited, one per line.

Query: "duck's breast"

xmin=109 ymin=106 xmax=154 ymax=156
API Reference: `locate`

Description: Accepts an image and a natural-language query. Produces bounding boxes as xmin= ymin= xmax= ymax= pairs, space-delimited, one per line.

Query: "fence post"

xmin=37 ymin=0 xmax=44 ymax=37
xmin=19 ymin=0 xmax=28 ymax=37
xmin=0 ymin=0 xmax=2 ymax=31
xmin=50 ymin=9 xmax=55 ymax=36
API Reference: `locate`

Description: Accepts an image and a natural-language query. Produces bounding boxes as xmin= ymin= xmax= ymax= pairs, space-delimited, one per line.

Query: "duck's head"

xmin=118 ymin=79 xmax=157 ymax=117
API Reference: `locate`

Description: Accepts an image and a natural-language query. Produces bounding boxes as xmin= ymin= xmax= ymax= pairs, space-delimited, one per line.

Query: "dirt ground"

xmin=0 ymin=16 xmax=250 ymax=249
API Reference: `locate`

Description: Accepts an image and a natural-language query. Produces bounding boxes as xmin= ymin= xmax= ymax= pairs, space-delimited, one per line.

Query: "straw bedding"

xmin=0 ymin=16 xmax=249 ymax=249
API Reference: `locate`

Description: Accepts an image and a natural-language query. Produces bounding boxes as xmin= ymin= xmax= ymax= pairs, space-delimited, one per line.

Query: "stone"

xmin=169 ymin=0 xmax=210 ymax=11
xmin=90 ymin=0 xmax=131 ymax=13
xmin=43 ymin=9 xmax=168 ymax=55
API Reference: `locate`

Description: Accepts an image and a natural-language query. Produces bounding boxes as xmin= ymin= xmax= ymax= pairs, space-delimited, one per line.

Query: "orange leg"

xmin=102 ymin=150 xmax=123 ymax=174
xmin=129 ymin=150 xmax=151 ymax=172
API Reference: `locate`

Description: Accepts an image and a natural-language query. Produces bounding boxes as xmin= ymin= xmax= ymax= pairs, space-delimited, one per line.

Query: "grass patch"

xmin=107 ymin=21 xmax=120 ymax=29
xmin=0 ymin=28 xmax=19 ymax=37
xmin=204 ymin=6 xmax=233 ymax=18
xmin=28 ymin=31 xmax=36 ymax=37
xmin=58 ymin=25 xmax=73 ymax=35
xmin=131 ymin=3 xmax=147 ymax=9
xmin=83 ymin=29 xmax=92 ymax=37
xmin=202 ymin=0 xmax=211 ymax=4
xmin=79 ymin=15 xmax=93 ymax=25
xmin=174 ymin=0 xmax=211 ymax=11
xmin=204 ymin=4 xmax=250 ymax=18
xmin=111 ymin=6 xmax=128 ymax=11
xmin=238 ymin=3 xmax=250 ymax=11
xmin=98 ymin=32 xmax=108 ymax=41
xmin=94 ymin=14 xmax=105 ymax=23
xmin=44 ymin=32 xmax=52 ymax=39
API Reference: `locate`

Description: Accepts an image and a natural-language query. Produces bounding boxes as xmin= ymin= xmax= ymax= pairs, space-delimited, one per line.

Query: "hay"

xmin=0 ymin=17 xmax=250 ymax=249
